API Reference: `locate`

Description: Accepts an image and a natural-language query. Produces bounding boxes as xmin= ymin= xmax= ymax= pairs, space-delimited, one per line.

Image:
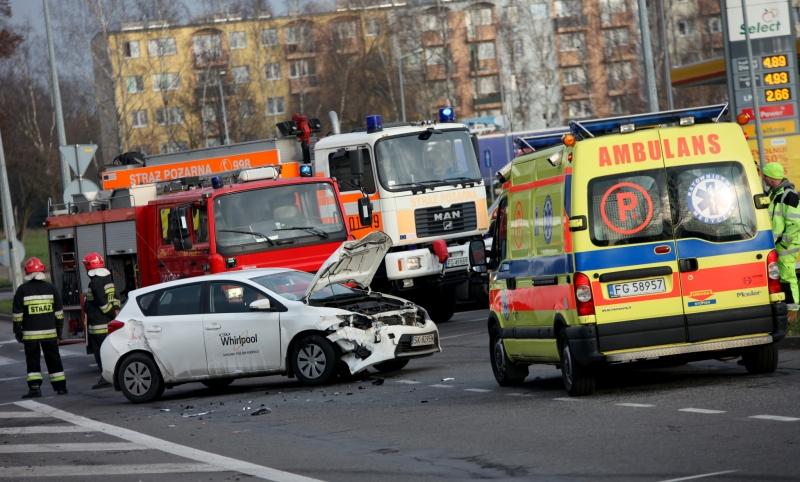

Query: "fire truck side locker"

xmin=47 ymin=227 xmax=83 ymax=345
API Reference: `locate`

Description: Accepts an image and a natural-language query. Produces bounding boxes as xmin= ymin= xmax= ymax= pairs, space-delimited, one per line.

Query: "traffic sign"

xmin=0 ymin=238 xmax=26 ymax=267
xmin=59 ymin=144 xmax=97 ymax=177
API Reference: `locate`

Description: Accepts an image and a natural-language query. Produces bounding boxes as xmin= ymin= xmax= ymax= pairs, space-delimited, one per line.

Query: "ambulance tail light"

xmin=574 ymin=273 xmax=595 ymax=316
xmin=107 ymin=320 xmax=125 ymax=335
xmin=767 ymin=250 xmax=781 ymax=294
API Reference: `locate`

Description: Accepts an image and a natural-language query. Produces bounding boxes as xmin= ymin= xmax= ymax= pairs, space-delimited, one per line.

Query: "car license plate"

xmin=608 ymin=278 xmax=666 ymax=298
xmin=445 ymin=257 xmax=468 ymax=268
xmin=411 ymin=334 xmax=435 ymax=347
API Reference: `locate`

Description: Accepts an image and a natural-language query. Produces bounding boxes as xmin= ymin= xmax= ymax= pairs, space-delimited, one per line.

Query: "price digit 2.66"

xmin=765 ymin=88 xmax=792 ymax=102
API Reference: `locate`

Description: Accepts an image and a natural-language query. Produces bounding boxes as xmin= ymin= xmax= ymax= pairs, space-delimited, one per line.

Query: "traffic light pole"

xmin=0 ymin=130 xmax=23 ymax=290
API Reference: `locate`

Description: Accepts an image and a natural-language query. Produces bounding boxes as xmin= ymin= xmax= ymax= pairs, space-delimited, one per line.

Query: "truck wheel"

xmin=742 ymin=342 xmax=778 ymax=374
xmin=292 ymin=335 xmax=340 ymax=386
xmin=559 ymin=333 xmax=595 ymax=396
xmin=489 ymin=325 xmax=527 ymax=386
xmin=117 ymin=353 xmax=165 ymax=404
xmin=423 ymin=287 xmax=457 ymax=322
xmin=373 ymin=359 xmax=410 ymax=373
xmin=201 ymin=378 xmax=235 ymax=390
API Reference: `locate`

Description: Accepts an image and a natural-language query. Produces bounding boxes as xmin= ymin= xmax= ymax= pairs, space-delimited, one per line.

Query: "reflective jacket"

xmin=769 ymin=179 xmax=800 ymax=257
xmin=12 ymin=279 xmax=64 ymax=341
xmin=84 ymin=272 xmax=120 ymax=335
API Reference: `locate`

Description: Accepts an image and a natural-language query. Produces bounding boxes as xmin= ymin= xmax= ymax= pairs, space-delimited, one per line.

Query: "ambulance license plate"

xmin=446 ymin=257 xmax=468 ymax=268
xmin=608 ymin=278 xmax=666 ymax=298
xmin=411 ymin=334 xmax=435 ymax=347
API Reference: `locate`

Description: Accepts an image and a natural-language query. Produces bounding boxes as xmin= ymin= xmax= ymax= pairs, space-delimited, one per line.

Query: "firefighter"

xmin=82 ymin=252 xmax=120 ymax=389
xmin=763 ymin=162 xmax=800 ymax=322
xmin=12 ymin=257 xmax=67 ymax=398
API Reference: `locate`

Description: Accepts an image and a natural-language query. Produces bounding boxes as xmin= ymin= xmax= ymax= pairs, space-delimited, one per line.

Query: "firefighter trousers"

xmin=24 ymin=340 xmax=65 ymax=390
xmin=88 ymin=333 xmax=106 ymax=371
xmin=778 ymin=253 xmax=799 ymax=311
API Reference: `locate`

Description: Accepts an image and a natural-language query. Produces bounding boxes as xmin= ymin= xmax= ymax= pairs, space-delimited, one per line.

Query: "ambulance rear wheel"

xmin=559 ymin=333 xmax=595 ymax=397
xmin=489 ymin=325 xmax=527 ymax=386
xmin=742 ymin=342 xmax=778 ymax=374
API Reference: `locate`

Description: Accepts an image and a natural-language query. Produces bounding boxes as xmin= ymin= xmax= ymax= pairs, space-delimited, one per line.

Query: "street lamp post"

xmin=398 ymin=48 xmax=424 ymax=123
xmin=218 ymin=70 xmax=231 ymax=145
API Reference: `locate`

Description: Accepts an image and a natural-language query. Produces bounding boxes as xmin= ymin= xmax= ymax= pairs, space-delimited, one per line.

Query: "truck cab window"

xmin=328 ymin=148 xmax=376 ymax=194
xmin=193 ymin=206 xmax=209 ymax=243
xmin=160 ymin=208 xmax=173 ymax=245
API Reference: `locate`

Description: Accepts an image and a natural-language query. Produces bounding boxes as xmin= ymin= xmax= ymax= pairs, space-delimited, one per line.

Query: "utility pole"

xmin=0 ymin=130 xmax=23 ymax=290
xmin=43 ymin=0 xmax=71 ymax=190
xmin=658 ymin=0 xmax=674 ymax=110
xmin=741 ymin=0 xmax=766 ymax=169
xmin=638 ymin=0 xmax=660 ymax=112
xmin=217 ymin=70 xmax=231 ymax=145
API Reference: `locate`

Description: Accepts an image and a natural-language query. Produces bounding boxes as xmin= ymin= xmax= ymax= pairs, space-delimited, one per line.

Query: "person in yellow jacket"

xmin=763 ymin=162 xmax=800 ymax=322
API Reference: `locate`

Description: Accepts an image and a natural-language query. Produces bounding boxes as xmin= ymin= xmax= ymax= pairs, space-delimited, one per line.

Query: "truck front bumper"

xmin=385 ymin=244 xmax=470 ymax=282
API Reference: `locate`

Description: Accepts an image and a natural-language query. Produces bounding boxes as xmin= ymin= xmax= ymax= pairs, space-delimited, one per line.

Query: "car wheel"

xmin=422 ymin=287 xmax=457 ymax=323
xmin=117 ymin=353 xmax=165 ymax=404
xmin=201 ymin=378 xmax=235 ymax=390
xmin=373 ymin=359 xmax=410 ymax=373
xmin=292 ymin=335 xmax=340 ymax=386
xmin=489 ymin=325 xmax=526 ymax=386
xmin=742 ymin=342 xmax=778 ymax=374
xmin=559 ymin=333 xmax=595 ymax=396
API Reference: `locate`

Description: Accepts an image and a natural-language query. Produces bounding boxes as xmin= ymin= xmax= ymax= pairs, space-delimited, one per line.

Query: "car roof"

xmin=127 ymin=268 xmax=298 ymax=297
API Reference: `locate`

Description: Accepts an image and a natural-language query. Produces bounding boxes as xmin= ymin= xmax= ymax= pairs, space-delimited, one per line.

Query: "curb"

xmin=777 ymin=336 xmax=800 ymax=349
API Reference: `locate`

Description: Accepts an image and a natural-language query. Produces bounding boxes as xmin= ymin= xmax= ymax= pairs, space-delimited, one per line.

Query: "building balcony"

xmin=285 ymin=43 xmax=316 ymax=59
xmin=194 ymin=83 xmax=234 ymax=100
xmin=193 ymin=51 xmax=228 ymax=69
xmin=474 ymin=94 xmax=501 ymax=106
xmin=555 ymin=15 xmax=589 ymax=31
xmin=470 ymin=59 xmax=499 ymax=75
xmin=289 ymin=77 xmax=319 ymax=94
xmin=466 ymin=24 xmax=497 ymax=42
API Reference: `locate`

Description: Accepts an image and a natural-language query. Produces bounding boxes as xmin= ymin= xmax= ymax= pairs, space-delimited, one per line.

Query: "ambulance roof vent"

xmin=238 ymin=166 xmax=280 ymax=183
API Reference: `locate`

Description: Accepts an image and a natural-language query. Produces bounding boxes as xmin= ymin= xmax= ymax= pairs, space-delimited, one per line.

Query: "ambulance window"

xmin=667 ymin=161 xmax=756 ymax=242
xmin=328 ymin=148 xmax=376 ymax=194
xmin=160 ymin=208 xmax=173 ymax=245
xmin=588 ymin=169 xmax=672 ymax=246
xmin=495 ymin=198 xmax=509 ymax=261
xmin=193 ymin=206 xmax=209 ymax=243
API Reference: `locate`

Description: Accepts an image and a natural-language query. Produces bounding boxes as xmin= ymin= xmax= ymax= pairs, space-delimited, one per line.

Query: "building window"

xmin=793 ymin=7 xmax=800 ymax=23
xmin=565 ymin=99 xmax=592 ymax=118
xmin=513 ymin=40 xmax=523 ymax=55
xmin=610 ymin=96 xmax=626 ymax=115
xmin=232 ymin=66 xmax=250 ymax=84
xmin=678 ymin=20 xmax=695 ymax=37
xmin=289 ymin=59 xmax=316 ymax=79
xmin=607 ymin=61 xmax=634 ymax=90
xmin=465 ymin=8 xmax=493 ymax=37
xmin=197 ymin=70 xmax=222 ymax=87
xmin=425 ymin=46 xmax=446 ymax=65
xmin=131 ymin=144 xmax=151 ymax=155
xmin=261 ymin=28 xmax=278 ymax=46
xmin=331 ymin=21 xmax=357 ymax=40
xmin=599 ymin=0 xmax=626 ymax=23
xmin=502 ymin=5 xmax=519 ymax=22
xmin=474 ymin=76 xmax=500 ymax=96
xmin=160 ymin=141 xmax=188 ymax=153
xmin=562 ymin=66 xmax=586 ymax=86
xmin=555 ymin=0 xmax=582 ymax=18
xmin=201 ymin=104 xmax=216 ymax=134
xmin=706 ymin=16 xmax=722 ymax=34
xmin=420 ymin=14 xmax=443 ymax=32
xmin=530 ymin=3 xmax=548 ymax=19
xmin=602 ymin=28 xmax=629 ymax=56
xmin=193 ymin=34 xmax=223 ymax=63
xmin=152 ymin=72 xmax=180 ymax=91
xmin=268 ymin=97 xmax=285 ymax=115
xmin=156 ymin=107 xmax=185 ymax=126
xmin=230 ymin=31 xmax=247 ymax=49
xmin=265 ymin=62 xmax=282 ymax=81
xmin=238 ymin=100 xmax=255 ymax=119
xmin=147 ymin=38 xmax=177 ymax=57
xmin=126 ymin=75 xmax=144 ymax=93
xmin=476 ymin=42 xmax=496 ymax=60
xmin=131 ymin=110 xmax=148 ymax=128
xmin=366 ymin=18 xmax=382 ymax=36
xmin=558 ymin=33 xmax=585 ymax=51
xmin=123 ymin=41 xmax=140 ymax=59
xmin=285 ymin=25 xmax=312 ymax=45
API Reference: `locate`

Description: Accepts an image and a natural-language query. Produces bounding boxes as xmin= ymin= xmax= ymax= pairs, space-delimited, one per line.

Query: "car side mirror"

xmin=469 ymin=239 xmax=487 ymax=268
xmin=358 ymin=196 xmax=373 ymax=227
xmin=170 ymin=207 xmax=192 ymax=251
xmin=249 ymin=299 xmax=272 ymax=311
xmin=350 ymin=148 xmax=364 ymax=176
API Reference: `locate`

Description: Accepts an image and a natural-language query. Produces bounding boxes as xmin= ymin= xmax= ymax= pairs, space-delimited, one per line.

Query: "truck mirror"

xmin=350 ymin=149 xmax=364 ymax=176
xmin=468 ymin=239 xmax=487 ymax=267
xmin=170 ymin=208 xmax=193 ymax=251
xmin=357 ymin=197 xmax=372 ymax=227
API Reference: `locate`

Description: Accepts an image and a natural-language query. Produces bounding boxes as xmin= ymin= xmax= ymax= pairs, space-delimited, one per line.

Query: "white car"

xmin=100 ymin=232 xmax=441 ymax=403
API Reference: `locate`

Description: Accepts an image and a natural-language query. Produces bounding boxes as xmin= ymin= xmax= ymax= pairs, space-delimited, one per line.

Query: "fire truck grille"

xmin=414 ymin=202 xmax=477 ymax=238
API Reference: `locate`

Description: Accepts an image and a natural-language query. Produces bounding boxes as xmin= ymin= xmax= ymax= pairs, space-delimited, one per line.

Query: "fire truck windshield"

xmin=213 ymin=182 xmax=345 ymax=255
xmin=374 ymin=129 xmax=481 ymax=192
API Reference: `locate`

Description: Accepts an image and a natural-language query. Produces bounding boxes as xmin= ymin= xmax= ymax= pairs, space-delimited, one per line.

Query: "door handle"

xmin=146 ymin=326 xmax=162 ymax=333
xmin=678 ymin=258 xmax=699 ymax=273
xmin=205 ymin=323 xmax=221 ymax=330
xmin=506 ymin=277 xmax=516 ymax=290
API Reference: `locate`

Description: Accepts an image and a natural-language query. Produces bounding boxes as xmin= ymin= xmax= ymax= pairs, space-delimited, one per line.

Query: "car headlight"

xmin=406 ymin=256 xmax=421 ymax=270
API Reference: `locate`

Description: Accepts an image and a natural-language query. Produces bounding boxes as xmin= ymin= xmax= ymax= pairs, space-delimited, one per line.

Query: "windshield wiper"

xmin=272 ymin=226 xmax=329 ymax=239
xmin=218 ymin=229 xmax=275 ymax=246
xmin=442 ymin=177 xmax=478 ymax=187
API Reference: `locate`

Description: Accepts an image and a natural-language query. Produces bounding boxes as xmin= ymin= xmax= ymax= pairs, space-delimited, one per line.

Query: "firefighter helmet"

xmin=24 ymin=257 xmax=45 ymax=275
xmin=82 ymin=252 xmax=105 ymax=270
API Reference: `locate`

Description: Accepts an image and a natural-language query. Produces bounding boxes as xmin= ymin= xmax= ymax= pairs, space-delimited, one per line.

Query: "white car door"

xmin=139 ymin=283 xmax=208 ymax=380
xmin=202 ymin=281 xmax=282 ymax=376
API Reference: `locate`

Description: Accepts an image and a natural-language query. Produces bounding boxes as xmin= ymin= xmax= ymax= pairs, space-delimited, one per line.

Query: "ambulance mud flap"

xmin=564 ymin=326 xmax=604 ymax=366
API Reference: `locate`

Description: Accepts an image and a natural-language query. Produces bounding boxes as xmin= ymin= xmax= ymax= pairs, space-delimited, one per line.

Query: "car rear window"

xmin=588 ymin=169 xmax=672 ymax=247
xmin=667 ymin=161 xmax=757 ymax=242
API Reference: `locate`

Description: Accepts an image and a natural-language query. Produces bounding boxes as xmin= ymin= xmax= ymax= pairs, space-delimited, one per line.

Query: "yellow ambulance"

xmin=484 ymin=105 xmax=788 ymax=396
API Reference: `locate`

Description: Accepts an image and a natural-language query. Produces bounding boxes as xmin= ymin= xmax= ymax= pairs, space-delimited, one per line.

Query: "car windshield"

xmin=213 ymin=182 xmax=346 ymax=255
xmin=250 ymin=271 xmax=360 ymax=302
xmin=374 ymin=129 xmax=481 ymax=192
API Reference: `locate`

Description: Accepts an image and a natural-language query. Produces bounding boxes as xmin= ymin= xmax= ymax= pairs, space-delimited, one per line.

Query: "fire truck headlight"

xmin=406 ymin=257 xmax=421 ymax=270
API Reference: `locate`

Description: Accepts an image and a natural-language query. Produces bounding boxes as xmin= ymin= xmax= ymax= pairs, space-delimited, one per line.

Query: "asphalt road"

xmin=0 ymin=310 xmax=799 ymax=481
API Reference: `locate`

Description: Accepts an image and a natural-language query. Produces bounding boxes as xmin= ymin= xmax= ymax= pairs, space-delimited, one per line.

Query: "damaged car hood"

xmin=304 ymin=231 xmax=392 ymax=298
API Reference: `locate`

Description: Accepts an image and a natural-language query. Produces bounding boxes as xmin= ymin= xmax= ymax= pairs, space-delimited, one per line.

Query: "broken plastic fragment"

xmin=161 ymin=409 xmax=170 ymax=412
xmin=442 ymin=378 xmax=454 ymax=381
xmin=372 ymin=378 xmax=384 ymax=386
xmin=168 ymin=425 xmax=176 ymax=428
xmin=183 ymin=411 xmax=214 ymax=418
xmin=251 ymin=408 xmax=271 ymax=416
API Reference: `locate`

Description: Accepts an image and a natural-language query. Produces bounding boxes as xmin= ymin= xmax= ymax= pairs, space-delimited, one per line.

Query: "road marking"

xmin=0 ymin=376 xmax=27 ymax=383
xmin=429 ymin=384 xmax=455 ymax=388
xmin=749 ymin=415 xmax=800 ymax=422
xmin=0 ymin=426 xmax=95 ymax=434
xmin=678 ymin=408 xmax=726 ymax=414
xmin=464 ymin=388 xmax=490 ymax=393
xmin=506 ymin=393 xmax=532 ymax=397
xmin=0 ymin=463 xmax=225 ymax=478
xmin=0 ymin=442 xmax=146 ymax=453
xmin=0 ymin=412 xmax=47 ymax=418
xmin=17 ymin=400 xmax=324 ymax=482
xmin=553 ymin=397 xmax=582 ymax=402
xmin=440 ymin=331 xmax=483 ymax=340
xmin=0 ymin=356 xmax=19 ymax=366
xmin=396 ymin=380 xmax=420 ymax=384
xmin=656 ymin=470 xmax=738 ymax=482
xmin=616 ymin=403 xmax=655 ymax=408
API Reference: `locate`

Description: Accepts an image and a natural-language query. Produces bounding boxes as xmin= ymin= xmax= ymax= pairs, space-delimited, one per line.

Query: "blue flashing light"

xmin=299 ymin=164 xmax=313 ymax=177
xmin=516 ymin=129 xmax=570 ymax=150
xmin=211 ymin=176 xmax=223 ymax=189
xmin=439 ymin=107 xmax=455 ymax=123
xmin=570 ymin=104 xmax=728 ymax=137
xmin=366 ymin=115 xmax=383 ymax=133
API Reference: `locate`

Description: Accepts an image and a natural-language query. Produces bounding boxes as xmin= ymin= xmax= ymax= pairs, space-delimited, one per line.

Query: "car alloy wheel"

xmin=123 ymin=361 xmax=152 ymax=396
xmin=297 ymin=343 xmax=327 ymax=380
